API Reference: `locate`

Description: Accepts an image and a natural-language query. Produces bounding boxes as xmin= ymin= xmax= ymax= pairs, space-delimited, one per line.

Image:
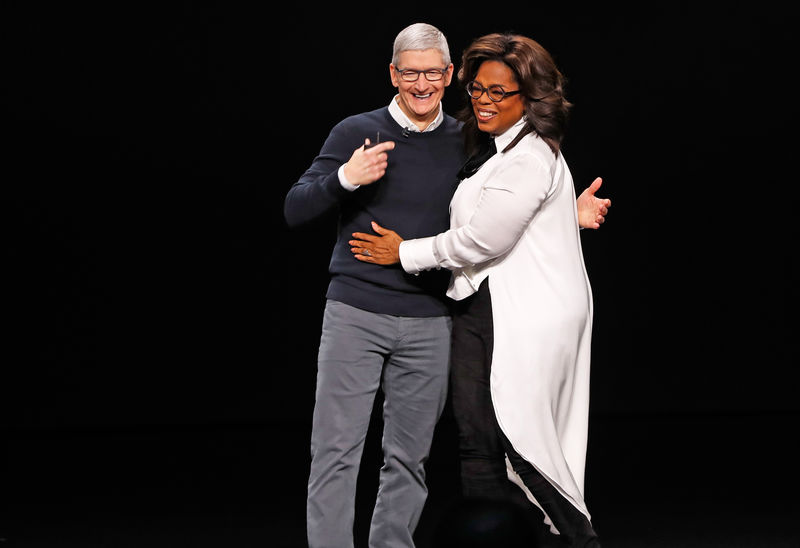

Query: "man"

xmin=284 ymin=23 xmax=609 ymax=548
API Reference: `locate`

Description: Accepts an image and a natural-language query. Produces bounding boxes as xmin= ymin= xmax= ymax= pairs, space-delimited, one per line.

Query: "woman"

xmin=350 ymin=33 xmax=601 ymax=547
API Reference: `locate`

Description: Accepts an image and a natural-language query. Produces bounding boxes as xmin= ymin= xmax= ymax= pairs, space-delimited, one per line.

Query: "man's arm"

xmin=284 ymin=128 xmax=395 ymax=228
xmin=283 ymin=124 xmax=352 ymax=228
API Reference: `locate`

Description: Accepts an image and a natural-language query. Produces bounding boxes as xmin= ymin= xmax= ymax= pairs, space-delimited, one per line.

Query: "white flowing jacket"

xmin=400 ymin=118 xmax=594 ymax=526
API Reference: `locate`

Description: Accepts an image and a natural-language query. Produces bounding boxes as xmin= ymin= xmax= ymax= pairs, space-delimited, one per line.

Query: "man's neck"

xmin=407 ymin=112 xmax=437 ymax=132
xmin=390 ymin=95 xmax=442 ymax=132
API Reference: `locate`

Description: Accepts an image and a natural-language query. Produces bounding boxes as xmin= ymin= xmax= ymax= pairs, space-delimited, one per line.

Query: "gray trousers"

xmin=307 ymin=300 xmax=452 ymax=548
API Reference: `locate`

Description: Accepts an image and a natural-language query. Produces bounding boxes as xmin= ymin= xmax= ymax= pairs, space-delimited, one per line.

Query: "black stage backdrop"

xmin=4 ymin=3 xmax=799 ymax=547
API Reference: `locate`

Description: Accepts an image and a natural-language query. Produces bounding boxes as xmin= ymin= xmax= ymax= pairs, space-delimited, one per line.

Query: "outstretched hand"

xmin=577 ymin=177 xmax=611 ymax=229
xmin=350 ymin=221 xmax=403 ymax=265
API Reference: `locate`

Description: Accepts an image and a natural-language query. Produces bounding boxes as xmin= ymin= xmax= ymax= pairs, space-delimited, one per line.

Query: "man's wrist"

xmin=339 ymin=164 xmax=360 ymax=191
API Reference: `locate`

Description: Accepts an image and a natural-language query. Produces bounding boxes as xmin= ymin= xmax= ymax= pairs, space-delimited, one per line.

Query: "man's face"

xmin=390 ymin=49 xmax=453 ymax=126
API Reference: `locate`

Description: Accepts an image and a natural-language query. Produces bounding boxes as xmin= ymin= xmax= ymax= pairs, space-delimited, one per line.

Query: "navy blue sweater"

xmin=284 ymin=107 xmax=466 ymax=317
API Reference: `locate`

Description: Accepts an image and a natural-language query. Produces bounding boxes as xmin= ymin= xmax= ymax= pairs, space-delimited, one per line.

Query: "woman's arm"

xmin=351 ymin=152 xmax=550 ymax=272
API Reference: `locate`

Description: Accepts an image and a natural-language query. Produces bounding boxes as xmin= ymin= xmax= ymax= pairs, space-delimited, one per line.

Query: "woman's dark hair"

xmin=456 ymin=33 xmax=572 ymax=156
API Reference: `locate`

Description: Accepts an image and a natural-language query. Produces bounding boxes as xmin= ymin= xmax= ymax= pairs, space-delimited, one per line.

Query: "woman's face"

xmin=471 ymin=60 xmax=525 ymax=136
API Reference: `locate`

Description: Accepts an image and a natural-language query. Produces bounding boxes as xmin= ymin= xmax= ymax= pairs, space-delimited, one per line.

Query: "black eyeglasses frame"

xmin=394 ymin=67 xmax=449 ymax=82
xmin=466 ymin=81 xmax=522 ymax=103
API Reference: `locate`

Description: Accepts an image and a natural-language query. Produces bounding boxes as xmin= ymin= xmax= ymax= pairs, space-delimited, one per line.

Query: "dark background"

xmin=4 ymin=2 xmax=798 ymax=547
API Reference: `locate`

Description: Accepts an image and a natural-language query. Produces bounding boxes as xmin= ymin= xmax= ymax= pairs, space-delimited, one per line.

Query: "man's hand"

xmin=350 ymin=222 xmax=403 ymax=265
xmin=342 ymin=139 xmax=396 ymax=186
xmin=577 ymin=177 xmax=611 ymax=229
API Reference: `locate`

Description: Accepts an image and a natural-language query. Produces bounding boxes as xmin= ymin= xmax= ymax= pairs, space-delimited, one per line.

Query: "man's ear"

xmin=443 ymin=63 xmax=454 ymax=87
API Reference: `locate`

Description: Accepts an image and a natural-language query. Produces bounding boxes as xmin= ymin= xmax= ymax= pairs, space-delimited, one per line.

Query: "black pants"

xmin=449 ymin=279 xmax=600 ymax=548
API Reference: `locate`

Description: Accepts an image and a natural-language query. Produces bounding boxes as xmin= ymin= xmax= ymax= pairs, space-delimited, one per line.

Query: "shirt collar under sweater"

xmin=388 ymin=95 xmax=444 ymax=133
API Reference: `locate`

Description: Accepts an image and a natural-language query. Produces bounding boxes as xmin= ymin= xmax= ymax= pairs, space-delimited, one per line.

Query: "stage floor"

xmin=4 ymin=413 xmax=798 ymax=547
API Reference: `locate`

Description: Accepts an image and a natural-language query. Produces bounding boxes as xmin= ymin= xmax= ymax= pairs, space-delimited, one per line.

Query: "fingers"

xmin=359 ymin=140 xmax=395 ymax=152
xmin=349 ymin=241 xmax=397 ymax=265
xmin=361 ymin=142 xmax=394 ymax=166
xmin=349 ymin=238 xmax=378 ymax=260
xmin=352 ymin=248 xmax=376 ymax=263
xmin=370 ymin=221 xmax=388 ymax=234
xmin=361 ymin=141 xmax=395 ymax=157
xmin=358 ymin=151 xmax=390 ymax=182
xmin=367 ymin=141 xmax=395 ymax=153
xmin=350 ymin=244 xmax=385 ymax=264
xmin=349 ymin=222 xmax=401 ymax=265
xmin=350 ymin=246 xmax=373 ymax=257
xmin=346 ymin=141 xmax=395 ymax=186
xmin=351 ymin=232 xmax=378 ymax=242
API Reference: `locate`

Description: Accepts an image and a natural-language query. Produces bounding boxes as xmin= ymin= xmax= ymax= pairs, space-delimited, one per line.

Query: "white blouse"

xmin=399 ymin=116 xmax=595 ymax=525
xmin=400 ymin=117 xmax=555 ymax=300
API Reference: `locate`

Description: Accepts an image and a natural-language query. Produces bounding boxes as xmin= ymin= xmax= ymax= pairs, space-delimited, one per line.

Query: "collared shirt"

xmin=388 ymin=94 xmax=444 ymax=133
xmin=493 ymin=116 xmax=525 ymax=152
xmin=339 ymin=96 xmax=444 ymax=190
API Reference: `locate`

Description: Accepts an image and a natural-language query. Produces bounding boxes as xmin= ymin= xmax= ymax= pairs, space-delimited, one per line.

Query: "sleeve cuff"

xmin=399 ymin=237 xmax=438 ymax=274
xmin=338 ymin=164 xmax=360 ymax=192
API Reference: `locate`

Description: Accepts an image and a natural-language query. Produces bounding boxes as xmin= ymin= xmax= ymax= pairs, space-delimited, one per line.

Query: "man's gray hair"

xmin=392 ymin=23 xmax=451 ymax=66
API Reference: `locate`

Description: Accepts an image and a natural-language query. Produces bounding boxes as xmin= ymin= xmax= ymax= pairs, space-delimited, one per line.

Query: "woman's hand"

xmin=350 ymin=222 xmax=403 ymax=265
xmin=577 ymin=177 xmax=611 ymax=229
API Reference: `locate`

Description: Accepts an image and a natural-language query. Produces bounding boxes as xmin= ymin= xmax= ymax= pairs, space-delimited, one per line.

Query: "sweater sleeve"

xmin=284 ymin=120 xmax=358 ymax=228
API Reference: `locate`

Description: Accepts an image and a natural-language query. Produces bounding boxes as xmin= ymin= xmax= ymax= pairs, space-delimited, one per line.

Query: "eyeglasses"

xmin=466 ymin=81 xmax=521 ymax=102
xmin=395 ymin=67 xmax=449 ymax=82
